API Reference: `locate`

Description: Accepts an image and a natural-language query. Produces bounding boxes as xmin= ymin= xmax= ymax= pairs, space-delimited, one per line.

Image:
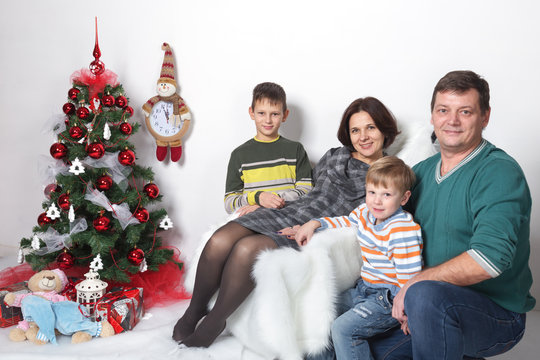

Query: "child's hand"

xmin=294 ymin=220 xmax=321 ymax=247
xmin=258 ymin=192 xmax=285 ymax=209
xmin=236 ymin=205 xmax=260 ymax=217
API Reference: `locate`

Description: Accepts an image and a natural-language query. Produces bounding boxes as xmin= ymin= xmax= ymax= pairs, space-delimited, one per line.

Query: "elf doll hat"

xmin=158 ymin=43 xmax=177 ymax=87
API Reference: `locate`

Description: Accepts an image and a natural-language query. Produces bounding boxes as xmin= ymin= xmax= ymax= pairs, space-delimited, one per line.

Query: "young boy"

xmin=224 ymin=82 xmax=313 ymax=216
xmin=294 ymin=156 xmax=422 ymax=360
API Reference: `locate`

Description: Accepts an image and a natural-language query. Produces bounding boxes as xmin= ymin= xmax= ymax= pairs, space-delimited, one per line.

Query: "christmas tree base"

xmin=0 ymin=247 xmax=190 ymax=309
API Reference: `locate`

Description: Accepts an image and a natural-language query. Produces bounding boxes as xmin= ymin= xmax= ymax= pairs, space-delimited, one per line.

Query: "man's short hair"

xmin=431 ymin=70 xmax=490 ymax=114
xmin=366 ymin=156 xmax=416 ymax=194
xmin=251 ymin=82 xmax=287 ymax=112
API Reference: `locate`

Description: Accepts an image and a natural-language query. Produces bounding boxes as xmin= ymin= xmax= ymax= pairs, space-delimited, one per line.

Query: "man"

xmin=372 ymin=70 xmax=535 ymax=359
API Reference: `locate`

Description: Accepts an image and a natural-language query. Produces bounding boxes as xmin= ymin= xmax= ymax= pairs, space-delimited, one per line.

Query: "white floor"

xmin=1 ymin=245 xmax=539 ymax=359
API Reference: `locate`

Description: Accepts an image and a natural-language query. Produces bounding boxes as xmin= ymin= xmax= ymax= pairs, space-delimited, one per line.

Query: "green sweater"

xmin=224 ymin=136 xmax=313 ymax=214
xmin=408 ymin=140 xmax=535 ymax=313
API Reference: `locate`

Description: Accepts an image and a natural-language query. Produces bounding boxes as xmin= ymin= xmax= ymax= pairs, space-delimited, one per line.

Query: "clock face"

xmin=149 ymin=101 xmax=184 ymax=137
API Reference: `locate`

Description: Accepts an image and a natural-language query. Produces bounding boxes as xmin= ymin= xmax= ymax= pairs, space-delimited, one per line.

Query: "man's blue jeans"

xmin=331 ymin=280 xmax=399 ymax=360
xmin=368 ymin=281 xmax=526 ymax=359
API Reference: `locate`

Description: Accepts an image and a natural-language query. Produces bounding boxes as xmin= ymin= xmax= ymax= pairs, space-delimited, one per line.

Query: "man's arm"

xmin=392 ymin=251 xmax=491 ymax=324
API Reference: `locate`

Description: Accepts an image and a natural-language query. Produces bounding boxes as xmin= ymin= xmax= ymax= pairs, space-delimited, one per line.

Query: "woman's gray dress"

xmin=233 ymin=146 xmax=369 ymax=247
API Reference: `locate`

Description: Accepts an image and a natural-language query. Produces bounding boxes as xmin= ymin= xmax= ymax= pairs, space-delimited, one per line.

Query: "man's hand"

xmin=258 ymin=192 xmax=285 ymax=209
xmin=391 ymin=251 xmax=492 ymax=334
xmin=392 ymin=282 xmax=410 ymax=332
xmin=236 ymin=205 xmax=260 ymax=217
xmin=400 ymin=319 xmax=410 ymax=335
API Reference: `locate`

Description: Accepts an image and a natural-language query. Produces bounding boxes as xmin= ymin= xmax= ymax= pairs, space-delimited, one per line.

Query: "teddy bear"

xmin=3 ymin=268 xmax=114 ymax=344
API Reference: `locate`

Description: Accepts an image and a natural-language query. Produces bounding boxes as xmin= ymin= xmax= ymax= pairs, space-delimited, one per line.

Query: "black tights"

xmin=172 ymin=222 xmax=277 ymax=347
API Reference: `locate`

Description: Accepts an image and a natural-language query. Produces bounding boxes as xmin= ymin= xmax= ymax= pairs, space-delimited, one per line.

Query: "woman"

xmin=173 ymin=97 xmax=399 ymax=348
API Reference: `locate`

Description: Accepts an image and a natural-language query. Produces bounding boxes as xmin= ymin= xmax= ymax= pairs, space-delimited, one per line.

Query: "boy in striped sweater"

xmin=224 ymin=82 xmax=313 ymax=216
xmin=295 ymin=156 xmax=422 ymax=360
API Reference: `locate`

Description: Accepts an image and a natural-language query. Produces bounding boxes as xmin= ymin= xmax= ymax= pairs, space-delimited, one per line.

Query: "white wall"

xmin=1 ymin=0 xmax=539 ymax=307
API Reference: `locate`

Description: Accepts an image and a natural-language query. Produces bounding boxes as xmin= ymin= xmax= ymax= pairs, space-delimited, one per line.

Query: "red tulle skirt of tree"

xmin=0 ymin=247 xmax=190 ymax=309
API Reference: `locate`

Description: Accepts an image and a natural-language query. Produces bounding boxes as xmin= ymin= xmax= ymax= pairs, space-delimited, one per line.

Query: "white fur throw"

xmin=183 ymin=120 xmax=436 ymax=360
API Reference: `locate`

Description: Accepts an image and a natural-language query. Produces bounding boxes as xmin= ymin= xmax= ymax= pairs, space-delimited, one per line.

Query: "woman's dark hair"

xmin=337 ymin=97 xmax=399 ymax=149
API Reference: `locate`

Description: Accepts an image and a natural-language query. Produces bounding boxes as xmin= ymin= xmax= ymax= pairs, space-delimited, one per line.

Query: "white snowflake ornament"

xmin=69 ymin=157 xmax=85 ymax=175
xmin=46 ymin=203 xmax=61 ymax=220
xmin=159 ymin=215 xmax=173 ymax=230
xmin=103 ymin=122 xmax=111 ymax=140
xmin=31 ymin=235 xmax=41 ymax=250
xmin=90 ymin=254 xmax=104 ymax=272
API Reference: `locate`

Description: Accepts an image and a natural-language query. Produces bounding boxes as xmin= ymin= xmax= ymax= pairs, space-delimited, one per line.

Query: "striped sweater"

xmin=224 ymin=136 xmax=313 ymax=214
xmin=317 ymin=203 xmax=423 ymax=294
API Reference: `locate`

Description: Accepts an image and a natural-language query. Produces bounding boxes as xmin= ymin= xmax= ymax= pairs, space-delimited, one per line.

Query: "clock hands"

xmin=162 ymin=104 xmax=170 ymax=124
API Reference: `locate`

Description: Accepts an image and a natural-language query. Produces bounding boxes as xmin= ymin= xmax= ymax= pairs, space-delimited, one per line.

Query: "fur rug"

xmin=182 ymin=119 xmax=437 ymax=359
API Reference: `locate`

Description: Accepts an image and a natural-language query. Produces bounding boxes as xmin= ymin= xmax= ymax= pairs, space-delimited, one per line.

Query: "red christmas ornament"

xmin=68 ymin=88 xmax=80 ymax=100
xmin=144 ymin=183 xmax=160 ymax=199
xmin=118 ymin=149 xmax=135 ymax=166
xmin=44 ymin=184 xmax=61 ymax=199
xmin=134 ymin=208 xmax=149 ymax=223
xmin=57 ymin=251 xmax=75 ymax=270
xmin=86 ymin=142 xmax=105 ymax=159
xmin=76 ymin=107 xmax=90 ymax=120
xmin=102 ymin=95 xmax=115 ymax=107
xmin=57 ymin=193 xmax=71 ymax=211
xmin=50 ymin=143 xmax=68 ymax=159
xmin=119 ymin=122 xmax=133 ymax=135
xmin=115 ymin=95 xmax=127 ymax=108
xmin=95 ymin=175 xmax=113 ymax=191
xmin=69 ymin=126 xmax=85 ymax=140
xmin=63 ymin=103 xmax=75 ymax=115
xmin=127 ymin=248 xmax=144 ymax=266
xmin=37 ymin=212 xmax=52 ymax=226
xmin=93 ymin=214 xmax=111 ymax=232
xmin=124 ymin=106 xmax=134 ymax=118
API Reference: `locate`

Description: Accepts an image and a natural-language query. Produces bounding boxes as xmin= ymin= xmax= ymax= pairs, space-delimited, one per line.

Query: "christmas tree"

xmin=18 ymin=23 xmax=177 ymax=283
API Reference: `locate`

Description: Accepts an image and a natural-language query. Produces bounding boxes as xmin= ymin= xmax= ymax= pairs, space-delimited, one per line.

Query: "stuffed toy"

xmin=3 ymin=269 xmax=114 ymax=344
xmin=142 ymin=42 xmax=191 ymax=162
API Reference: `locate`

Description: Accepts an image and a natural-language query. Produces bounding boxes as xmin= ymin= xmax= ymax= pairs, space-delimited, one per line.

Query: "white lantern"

xmin=75 ymin=270 xmax=108 ymax=319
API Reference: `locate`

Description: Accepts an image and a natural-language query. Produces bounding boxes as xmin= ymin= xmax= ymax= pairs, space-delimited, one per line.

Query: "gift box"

xmin=95 ymin=287 xmax=144 ymax=334
xmin=0 ymin=281 xmax=30 ymax=328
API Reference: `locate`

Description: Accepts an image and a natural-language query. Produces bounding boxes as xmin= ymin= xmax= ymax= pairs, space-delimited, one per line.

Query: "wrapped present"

xmin=0 ymin=281 xmax=30 ymax=328
xmin=95 ymin=287 xmax=144 ymax=334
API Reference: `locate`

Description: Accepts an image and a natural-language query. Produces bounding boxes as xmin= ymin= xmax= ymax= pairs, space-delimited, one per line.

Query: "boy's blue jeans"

xmin=331 ymin=280 xmax=399 ymax=360
xmin=368 ymin=281 xmax=526 ymax=360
